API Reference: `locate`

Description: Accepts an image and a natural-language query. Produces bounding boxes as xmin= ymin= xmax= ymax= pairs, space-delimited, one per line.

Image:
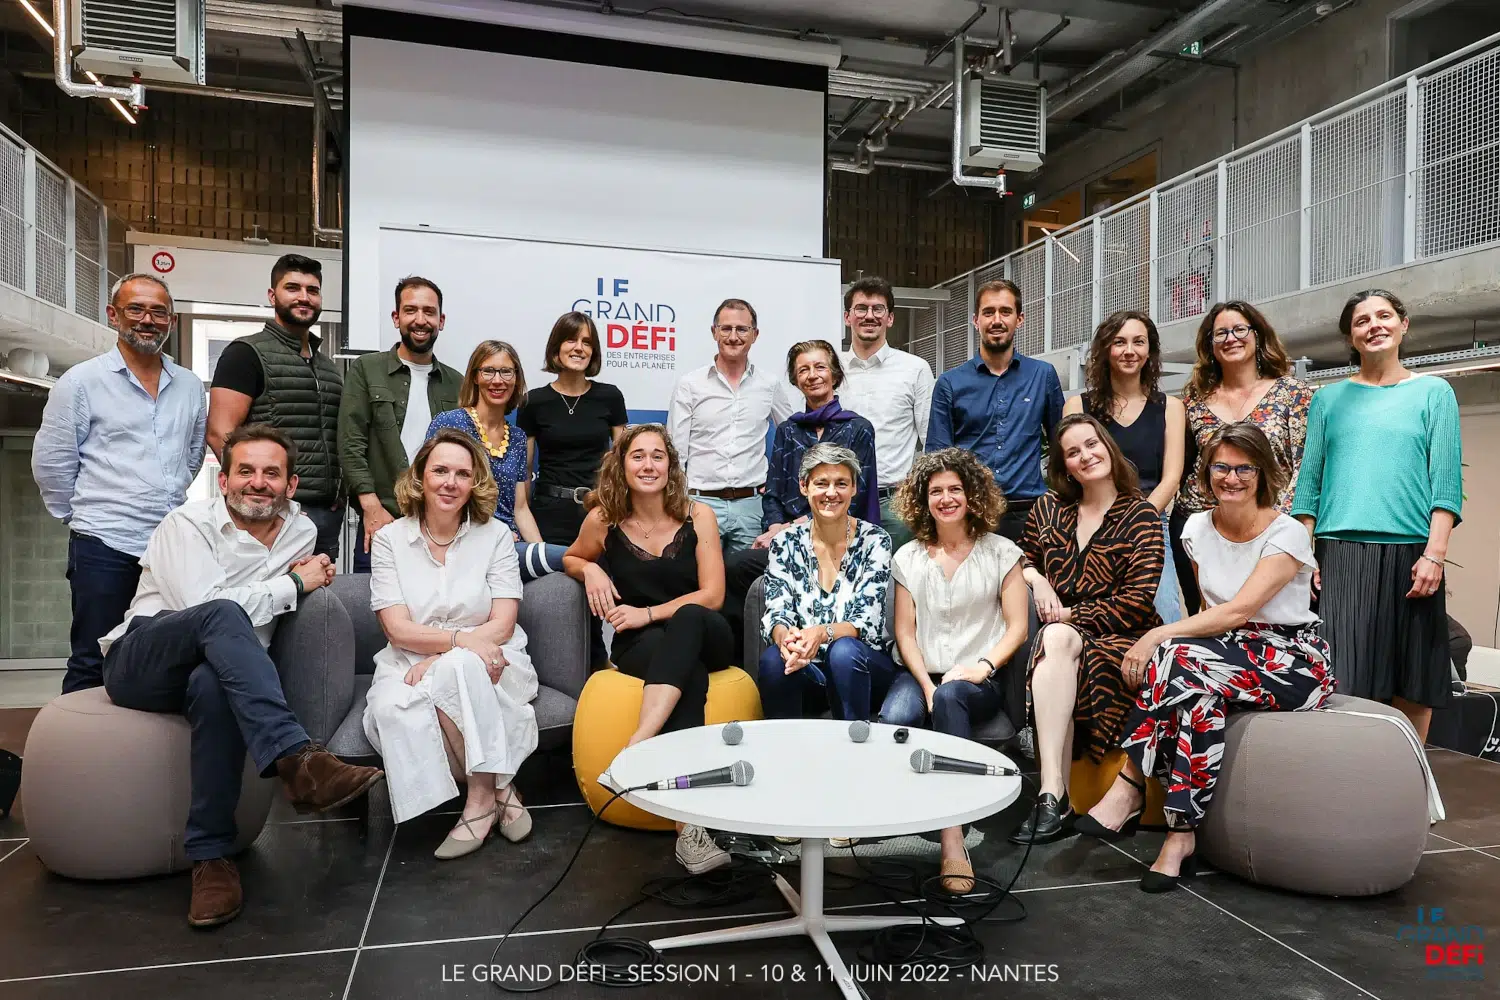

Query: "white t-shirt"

xmin=892 ymin=533 xmax=1024 ymax=674
xmin=400 ymin=359 xmax=434 ymax=462
xmin=1181 ymin=510 xmax=1318 ymax=625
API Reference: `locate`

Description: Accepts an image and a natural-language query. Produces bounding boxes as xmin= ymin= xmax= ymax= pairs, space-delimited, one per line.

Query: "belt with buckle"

xmin=688 ymin=486 xmax=760 ymax=501
xmin=878 ymin=485 xmax=901 ymax=499
xmin=537 ymin=483 xmax=592 ymax=504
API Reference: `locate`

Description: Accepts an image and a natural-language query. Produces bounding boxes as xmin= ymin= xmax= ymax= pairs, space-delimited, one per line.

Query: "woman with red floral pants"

xmin=1072 ymin=422 xmax=1335 ymax=892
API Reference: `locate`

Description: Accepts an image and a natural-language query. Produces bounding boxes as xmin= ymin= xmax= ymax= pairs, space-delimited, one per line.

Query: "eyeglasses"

xmin=850 ymin=304 xmax=889 ymax=317
xmin=1212 ymin=325 xmax=1254 ymax=343
xmin=121 ymin=305 xmax=172 ymax=323
xmin=1209 ymin=463 xmax=1259 ymax=479
xmin=476 ymin=367 xmax=517 ymax=383
xmin=714 ymin=324 xmax=754 ymax=336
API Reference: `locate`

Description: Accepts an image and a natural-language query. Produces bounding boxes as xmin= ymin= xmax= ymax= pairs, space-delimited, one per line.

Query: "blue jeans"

xmin=102 ymin=600 xmax=312 ymax=861
xmin=64 ymin=532 xmax=143 ymax=694
xmin=879 ymin=493 xmax=913 ymax=552
xmin=878 ymin=671 xmax=1004 ymax=740
xmin=1154 ymin=511 xmax=1182 ymax=625
xmin=757 ymin=636 xmax=897 ymax=722
xmin=301 ymin=502 xmax=345 ymax=561
xmin=698 ymin=495 xmax=762 ymax=553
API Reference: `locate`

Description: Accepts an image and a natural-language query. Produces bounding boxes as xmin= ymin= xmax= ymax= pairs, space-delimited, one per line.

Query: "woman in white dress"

xmin=364 ymin=428 xmax=540 ymax=859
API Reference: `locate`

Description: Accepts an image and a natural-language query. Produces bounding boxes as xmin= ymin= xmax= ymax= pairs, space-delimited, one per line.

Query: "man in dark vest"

xmin=208 ymin=253 xmax=345 ymax=558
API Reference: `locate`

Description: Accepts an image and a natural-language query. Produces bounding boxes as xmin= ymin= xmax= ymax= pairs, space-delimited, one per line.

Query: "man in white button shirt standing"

xmin=668 ymin=297 xmax=795 ymax=553
xmin=99 ymin=424 xmax=384 ymax=930
xmin=838 ymin=277 xmax=935 ymax=551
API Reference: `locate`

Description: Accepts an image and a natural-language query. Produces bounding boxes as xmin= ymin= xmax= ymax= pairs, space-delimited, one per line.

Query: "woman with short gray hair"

xmin=758 ymin=442 xmax=896 ymax=728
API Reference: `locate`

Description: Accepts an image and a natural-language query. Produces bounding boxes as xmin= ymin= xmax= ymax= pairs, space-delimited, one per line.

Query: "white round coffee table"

xmin=601 ymin=718 xmax=1022 ymax=1000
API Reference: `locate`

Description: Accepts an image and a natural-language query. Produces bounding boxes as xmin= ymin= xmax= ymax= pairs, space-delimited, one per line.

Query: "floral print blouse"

xmin=760 ymin=519 xmax=893 ymax=655
xmin=1176 ymin=375 xmax=1313 ymax=514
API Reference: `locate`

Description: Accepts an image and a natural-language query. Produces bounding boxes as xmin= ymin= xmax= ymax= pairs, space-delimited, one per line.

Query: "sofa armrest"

xmin=518 ymin=573 xmax=590 ymax=699
xmin=270 ymin=587 xmax=356 ymax=745
xmin=743 ymin=575 xmax=768 ymax=674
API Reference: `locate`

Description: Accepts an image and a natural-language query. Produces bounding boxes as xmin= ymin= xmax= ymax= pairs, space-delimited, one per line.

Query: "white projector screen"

xmin=345 ymin=8 xmax=828 ymax=350
xmin=378 ymin=226 xmax=843 ymax=424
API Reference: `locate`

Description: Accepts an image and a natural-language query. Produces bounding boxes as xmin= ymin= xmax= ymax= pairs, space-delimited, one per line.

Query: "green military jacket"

xmin=338 ymin=346 xmax=463 ymax=517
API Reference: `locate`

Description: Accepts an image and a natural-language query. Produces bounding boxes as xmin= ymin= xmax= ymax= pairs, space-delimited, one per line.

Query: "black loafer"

xmin=1008 ymin=791 xmax=1075 ymax=844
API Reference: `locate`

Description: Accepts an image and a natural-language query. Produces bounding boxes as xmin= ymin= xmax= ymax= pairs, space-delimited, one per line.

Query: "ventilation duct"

xmin=962 ymin=76 xmax=1046 ymax=172
xmin=69 ymin=0 xmax=206 ymax=86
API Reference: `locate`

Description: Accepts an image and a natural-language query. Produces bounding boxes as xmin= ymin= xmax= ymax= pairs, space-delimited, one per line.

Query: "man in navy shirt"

xmin=927 ymin=279 xmax=1064 ymax=541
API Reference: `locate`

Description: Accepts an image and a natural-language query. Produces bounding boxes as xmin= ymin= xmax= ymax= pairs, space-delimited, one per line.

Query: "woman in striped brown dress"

xmin=1011 ymin=414 xmax=1165 ymax=845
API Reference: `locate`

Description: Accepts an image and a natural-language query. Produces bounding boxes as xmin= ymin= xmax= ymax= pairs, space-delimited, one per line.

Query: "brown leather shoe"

xmin=275 ymin=743 xmax=384 ymax=814
xmin=189 ymin=858 xmax=242 ymax=928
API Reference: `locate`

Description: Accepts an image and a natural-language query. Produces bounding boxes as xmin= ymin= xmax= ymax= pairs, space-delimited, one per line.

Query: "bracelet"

xmin=287 ymin=570 xmax=305 ymax=598
xmin=1420 ymin=554 xmax=1445 ymax=568
xmin=452 ymin=629 xmax=459 ymax=650
xmin=978 ymin=657 xmax=996 ymax=677
xmin=647 ymin=606 xmax=654 ymax=623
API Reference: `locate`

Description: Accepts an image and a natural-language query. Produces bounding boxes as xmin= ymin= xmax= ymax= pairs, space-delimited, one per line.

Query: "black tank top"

xmin=604 ymin=519 xmax=700 ymax=657
xmin=1083 ymin=391 xmax=1167 ymax=495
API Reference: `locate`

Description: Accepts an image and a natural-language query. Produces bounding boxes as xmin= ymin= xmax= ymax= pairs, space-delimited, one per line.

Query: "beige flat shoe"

xmin=939 ymin=850 xmax=975 ymax=895
xmin=434 ymin=806 xmax=498 ymax=860
xmin=497 ymin=786 xmax=532 ymax=843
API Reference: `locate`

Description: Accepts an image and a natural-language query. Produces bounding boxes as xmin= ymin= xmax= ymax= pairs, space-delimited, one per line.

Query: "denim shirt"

xmin=927 ymin=353 xmax=1064 ymax=501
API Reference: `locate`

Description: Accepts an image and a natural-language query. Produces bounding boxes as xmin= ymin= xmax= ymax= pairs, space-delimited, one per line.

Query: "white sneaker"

xmin=675 ymin=824 xmax=732 ymax=875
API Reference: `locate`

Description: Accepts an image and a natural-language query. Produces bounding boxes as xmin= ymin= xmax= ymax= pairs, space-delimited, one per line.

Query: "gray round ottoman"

xmin=1199 ymin=694 xmax=1430 ymax=897
xmin=22 ymin=688 xmax=274 ymax=880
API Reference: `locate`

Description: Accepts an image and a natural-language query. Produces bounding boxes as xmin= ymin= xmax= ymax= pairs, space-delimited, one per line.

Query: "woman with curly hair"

xmin=561 ymin=424 xmax=733 ymax=875
xmin=363 ymin=429 xmax=539 ymax=858
xmin=877 ymin=447 xmax=1030 ymax=892
xmin=1064 ymin=311 xmax=1186 ymax=623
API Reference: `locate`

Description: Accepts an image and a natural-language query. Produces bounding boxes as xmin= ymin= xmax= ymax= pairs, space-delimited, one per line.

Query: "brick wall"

xmin=6 ymin=83 xmax=316 ymax=245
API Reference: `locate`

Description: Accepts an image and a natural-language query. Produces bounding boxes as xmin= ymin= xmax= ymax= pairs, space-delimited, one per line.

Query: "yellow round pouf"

xmin=572 ymin=666 xmax=763 ymax=831
xmin=1070 ymin=749 xmax=1167 ymax=827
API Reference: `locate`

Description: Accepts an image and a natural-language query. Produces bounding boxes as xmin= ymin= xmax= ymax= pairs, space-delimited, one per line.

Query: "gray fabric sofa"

xmin=272 ymin=573 xmax=591 ymax=764
xmin=741 ymin=574 xmax=1038 ymax=744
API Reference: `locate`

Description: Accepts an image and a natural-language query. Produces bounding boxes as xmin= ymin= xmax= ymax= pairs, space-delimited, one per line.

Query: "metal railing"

xmin=0 ymin=121 xmax=117 ymax=325
xmin=911 ymin=31 xmax=1500 ymax=376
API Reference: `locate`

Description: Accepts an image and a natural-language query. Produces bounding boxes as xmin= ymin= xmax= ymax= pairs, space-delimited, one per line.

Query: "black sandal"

xmin=1073 ymin=771 xmax=1146 ymax=842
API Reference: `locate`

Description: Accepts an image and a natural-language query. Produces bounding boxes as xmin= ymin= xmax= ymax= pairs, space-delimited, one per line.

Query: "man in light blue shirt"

xmin=32 ymin=273 xmax=207 ymax=693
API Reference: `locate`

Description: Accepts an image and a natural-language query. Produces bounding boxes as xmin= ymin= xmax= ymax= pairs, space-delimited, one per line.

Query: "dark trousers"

xmin=612 ymin=604 xmax=735 ymax=733
xmin=1168 ymin=505 xmax=1204 ymax=615
xmin=995 ymin=497 xmax=1036 ymax=544
xmin=723 ymin=548 xmax=770 ymax=661
xmin=103 ymin=600 xmax=311 ymax=861
xmin=64 ymin=532 xmax=142 ymax=694
xmin=878 ymin=671 xmax=1004 ymax=739
xmin=301 ymin=502 xmax=345 ymax=561
xmin=531 ymin=494 xmax=588 ymax=548
xmin=757 ymin=636 xmax=897 ymax=722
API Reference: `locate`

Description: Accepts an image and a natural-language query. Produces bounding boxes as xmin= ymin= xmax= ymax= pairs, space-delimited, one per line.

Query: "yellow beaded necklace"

xmin=466 ymin=407 xmax=510 ymax=460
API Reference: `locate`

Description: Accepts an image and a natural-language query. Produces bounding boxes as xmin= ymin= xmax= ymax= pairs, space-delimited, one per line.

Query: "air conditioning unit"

xmin=69 ymin=0 xmax=206 ymax=86
xmin=961 ymin=75 xmax=1046 ymax=173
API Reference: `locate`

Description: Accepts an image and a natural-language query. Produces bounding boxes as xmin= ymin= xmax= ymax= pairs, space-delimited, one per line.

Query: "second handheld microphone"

xmin=651 ymin=760 xmax=755 ymax=790
xmin=909 ymin=748 xmax=1020 ymax=777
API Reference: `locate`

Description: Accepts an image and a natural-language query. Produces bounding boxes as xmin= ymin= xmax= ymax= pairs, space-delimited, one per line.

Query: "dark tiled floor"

xmin=1 ymin=707 xmax=1496 ymax=1000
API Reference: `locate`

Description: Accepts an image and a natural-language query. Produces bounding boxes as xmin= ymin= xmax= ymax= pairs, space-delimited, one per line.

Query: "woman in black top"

xmin=563 ymin=425 xmax=734 ymax=875
xmin=517 ymin=312 xmax=628 ymax=548
xmin=1064 ymin=310 xmax=1186 ymax=624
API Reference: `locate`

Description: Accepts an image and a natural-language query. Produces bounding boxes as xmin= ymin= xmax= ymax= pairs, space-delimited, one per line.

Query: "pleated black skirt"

xmin=1315 ymin=538 xmax=1451 ymax=709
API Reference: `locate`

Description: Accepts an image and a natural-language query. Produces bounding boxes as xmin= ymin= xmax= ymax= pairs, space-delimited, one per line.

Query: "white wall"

xmin=346 ymin=34 xmax=825 ymax=350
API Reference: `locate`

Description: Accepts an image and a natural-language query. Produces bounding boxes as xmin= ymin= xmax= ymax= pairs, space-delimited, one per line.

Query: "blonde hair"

xmin=585 ymin=424 xmax=691 ymax=526
xmin=393 ymin=429 xmax=498 ymax=524
xmin=459 ymin=340 xmax=527 ymax=411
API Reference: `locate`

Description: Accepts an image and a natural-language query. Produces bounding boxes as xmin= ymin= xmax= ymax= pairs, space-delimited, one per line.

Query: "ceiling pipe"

xmin=950 ymin=34 xmax=1007 ymax=194
xmin=1047 ymin=0 xmax=1258 ymax=121
xmin=52 ymin=0 xmax=146 ymax=107
xmin=312 ymin=100 xmax=342 ymax=243
xmin=830 ymin=155 xmax=947 ymax=174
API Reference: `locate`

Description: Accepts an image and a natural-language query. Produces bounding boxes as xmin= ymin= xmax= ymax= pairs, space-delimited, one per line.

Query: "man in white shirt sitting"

xmin=100 ymin=424 xmax=384 ymax=929
xmin=668 ymin=297 xmax=795 ymax=553
xmin=838 ymin=277 xmax=936 ymax=552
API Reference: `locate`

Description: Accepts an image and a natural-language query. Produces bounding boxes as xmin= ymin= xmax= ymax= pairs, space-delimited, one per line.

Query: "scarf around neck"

xmin=789 ymin=398 xmax=857 ymax=429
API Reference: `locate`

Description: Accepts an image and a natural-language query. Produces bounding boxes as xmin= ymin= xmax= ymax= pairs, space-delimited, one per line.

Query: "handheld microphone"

xmin=721 ymin=721 xmax=743 ymax=745
xmin=909 ymin=748 xmax=1020 ymax=777
xmin=651 ymin=760 xmax=754 ymax=790
xmin=848 ymin=720 xmax=870 ymax=743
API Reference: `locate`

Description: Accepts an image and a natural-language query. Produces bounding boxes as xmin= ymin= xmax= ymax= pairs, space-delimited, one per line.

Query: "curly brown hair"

xmin=584 ymin=424 xmax=692 ymax=526
xmin=1082 ymin=310 xmax=1162 ymax=420
xmin=393 ymin=428 xmax=498 ymax=524
xmin=894 ymin=448 xmax=1006 ymax=544
xmin=1045 ymin=413 xmax=1139 ymax=504
xmin=1185 ymin=300 xmax=1291 ymax=400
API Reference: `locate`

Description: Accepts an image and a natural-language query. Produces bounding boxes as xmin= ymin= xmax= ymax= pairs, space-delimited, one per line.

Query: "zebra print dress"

xmin=1021 ymin=490 xmax=1165 ymax=762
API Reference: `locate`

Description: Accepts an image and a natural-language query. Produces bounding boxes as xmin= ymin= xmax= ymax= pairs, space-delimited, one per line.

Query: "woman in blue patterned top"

xmin=757 ymin=442 xmax=896 ymax=723
xmin=754 ymin=340 xmax=880 ymax=549
xmin=427 ymin=340 xmax=567 ymax=582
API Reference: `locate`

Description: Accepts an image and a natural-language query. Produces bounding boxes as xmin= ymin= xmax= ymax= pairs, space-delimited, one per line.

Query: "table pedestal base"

xmin=649 ymin=838 xmax=963 ymax=1000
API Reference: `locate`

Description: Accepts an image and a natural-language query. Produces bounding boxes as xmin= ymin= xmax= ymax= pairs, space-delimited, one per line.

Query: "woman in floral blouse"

xmin=757 ymin=441 xmax=895 ymax=724
xmin=1171 ymin=302 xmax=1312 ymax=613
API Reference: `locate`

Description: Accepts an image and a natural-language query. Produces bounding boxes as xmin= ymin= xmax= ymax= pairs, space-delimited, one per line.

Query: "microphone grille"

xmin=848 ymin=720 xmax=870 ymax=743
xmin=722 ymin=721 xmax=743 ymax=745
xmin=910 ymin=748 xmax=934 ymax=773
xmin=730 ymin=760 xmax=754 ymax=786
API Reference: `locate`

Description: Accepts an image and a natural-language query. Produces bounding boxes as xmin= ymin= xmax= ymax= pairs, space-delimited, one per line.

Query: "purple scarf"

xmin=789 ymin=398 xmax=857 ymax=429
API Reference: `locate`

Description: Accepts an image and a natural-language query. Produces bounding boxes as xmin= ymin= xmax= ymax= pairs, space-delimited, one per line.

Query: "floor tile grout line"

xmin=1099 ymin=842 xmax=1382 ymax=1000
xmin=340 ymin=828 xmax=397 ymax=1000
xmin=1426 ymin=831 xmax=1500 ymax=859
xmin=0 ymin=947 xmax=360 ymax=985
xmin=0 ymin=839 xmax=29 ymax=865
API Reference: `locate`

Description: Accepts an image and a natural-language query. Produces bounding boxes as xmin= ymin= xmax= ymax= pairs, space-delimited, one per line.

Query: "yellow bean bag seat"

xmin=1070 ymin=749 xmax=1167 ymax=827
xmin=572 ymin=666 xmax=763 ymax=830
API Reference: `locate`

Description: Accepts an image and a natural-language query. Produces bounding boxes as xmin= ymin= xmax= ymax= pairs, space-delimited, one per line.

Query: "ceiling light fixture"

xmin=17 ymin=2 xmax=138 ymax=124
xmin=85 ymin=70 xmax=139 ymax=125
xmin=17 ymin=0 xmax=54 ymax=37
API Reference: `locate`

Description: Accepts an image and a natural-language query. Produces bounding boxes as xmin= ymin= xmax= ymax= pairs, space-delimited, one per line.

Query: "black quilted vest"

xmin=243 ymin=323 xmax=344 ymax=502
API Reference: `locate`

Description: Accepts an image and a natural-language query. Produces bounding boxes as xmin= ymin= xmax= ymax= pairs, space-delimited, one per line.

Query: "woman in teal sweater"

xmin=1291 ymin=289 xmax=1463 ymax=743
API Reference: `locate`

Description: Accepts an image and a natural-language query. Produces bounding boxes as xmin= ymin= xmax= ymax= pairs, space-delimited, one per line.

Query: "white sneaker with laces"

xmin=675 ymin=824 xmax=732 ymax=874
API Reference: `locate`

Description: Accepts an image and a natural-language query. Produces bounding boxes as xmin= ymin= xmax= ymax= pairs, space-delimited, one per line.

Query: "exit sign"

xmin=1022 ymin=192 xmax=1037 ymax=210
xmin=1182 ymin=40 xmax=1202 ymax=56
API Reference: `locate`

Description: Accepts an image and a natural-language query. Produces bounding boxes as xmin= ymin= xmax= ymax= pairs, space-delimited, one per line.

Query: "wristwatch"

xmin=978 ymin=657 xmax=996 ymax=678
xmin=824 ymin=624 xmax=835 ymax=646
